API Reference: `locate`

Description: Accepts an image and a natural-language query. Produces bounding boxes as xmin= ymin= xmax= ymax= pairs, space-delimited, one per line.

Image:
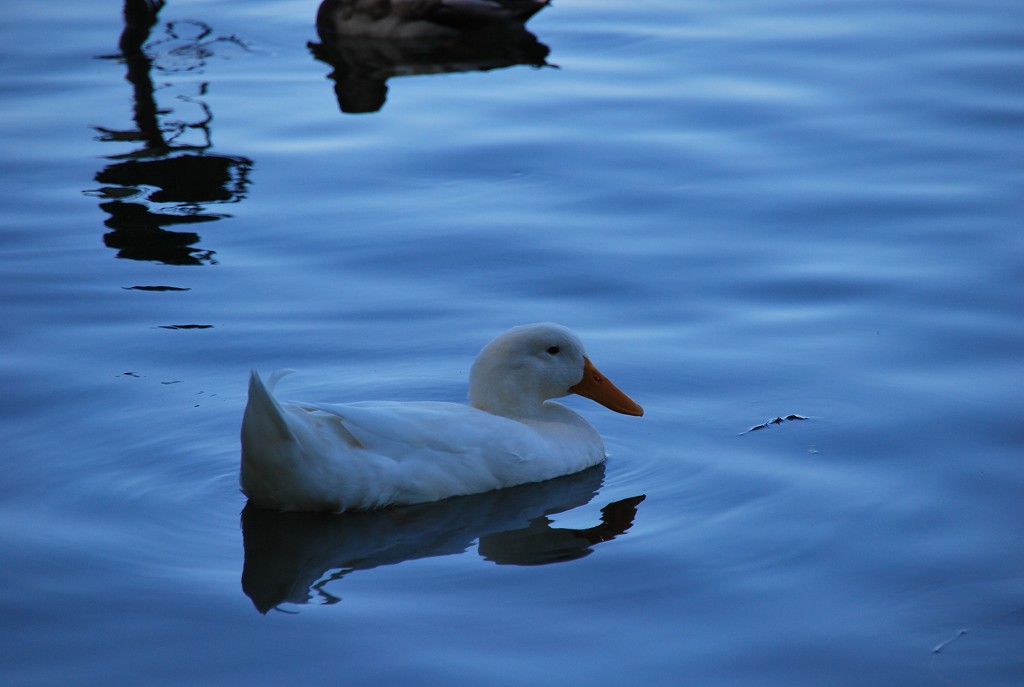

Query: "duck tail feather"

xmin=266 ymin=368 xmax=296 ymax=391
xmin=245 ymin=369 xmax=295 ymax=443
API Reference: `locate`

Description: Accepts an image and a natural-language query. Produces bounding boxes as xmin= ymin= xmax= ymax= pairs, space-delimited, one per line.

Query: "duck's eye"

xmin=546 ymin=346 xmax=560 ymax=355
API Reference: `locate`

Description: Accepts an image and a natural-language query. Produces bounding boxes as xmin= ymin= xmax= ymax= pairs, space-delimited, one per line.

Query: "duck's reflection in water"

xmin=309 ymin=0 xmax=552 ymax=114
xmin=92 ymin=0 xmax=252 ymax=266
xmin=241 ymin=465 xmax=644 ymax=613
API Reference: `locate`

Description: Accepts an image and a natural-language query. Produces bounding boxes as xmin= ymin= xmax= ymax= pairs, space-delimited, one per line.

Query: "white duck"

xmin=241 ymin=323 xmax=643 ymax=512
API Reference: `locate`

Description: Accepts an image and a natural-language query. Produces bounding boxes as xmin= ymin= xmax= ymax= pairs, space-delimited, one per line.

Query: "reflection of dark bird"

xmin=310 ymin=0 xmax=552 ymax=113
xmin=95 ymin=150 xmax=251 ymax=265
xmin=99 ymin=201 xmax=217 ymax=266
xmin=92 ymin=1 xmax=252 ymax=265
xmin=119 ymin=0 xmax=166 ymax=59
xmin=240 ymin=464 xmax=645 ymax=613
xmin=97 ymin=153 xmax=248 ymax=204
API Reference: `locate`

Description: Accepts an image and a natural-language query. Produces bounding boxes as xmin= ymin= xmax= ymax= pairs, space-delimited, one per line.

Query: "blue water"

xmin=2 ymin=0 xmax=1022 ymax=684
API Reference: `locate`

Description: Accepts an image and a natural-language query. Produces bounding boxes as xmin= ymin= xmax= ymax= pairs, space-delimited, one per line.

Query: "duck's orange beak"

xmin=570 ymin=357 xmax=644 ymax=416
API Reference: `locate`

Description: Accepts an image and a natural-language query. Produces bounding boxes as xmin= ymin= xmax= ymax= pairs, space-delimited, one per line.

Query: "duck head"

xmin=469 ymin=323 xmax=644 ymax=419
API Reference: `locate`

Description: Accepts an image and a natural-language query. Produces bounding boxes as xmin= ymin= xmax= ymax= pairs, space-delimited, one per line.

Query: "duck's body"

xmin=241 ymin=382 xmax=605 ymax=512
xmin=241 ymin=323 xmax=643 ymax=512
xmin=317 ymin=0 xmax=551 ymax=39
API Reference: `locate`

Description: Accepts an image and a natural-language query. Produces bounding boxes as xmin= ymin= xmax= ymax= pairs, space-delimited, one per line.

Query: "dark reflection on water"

xmin=241 ymin=464 xmax=644 ymax=613
xmin=89 ymin=0 xmax=252 ymax=266
xmin=310 ymin=0 xmax=551 ymax=114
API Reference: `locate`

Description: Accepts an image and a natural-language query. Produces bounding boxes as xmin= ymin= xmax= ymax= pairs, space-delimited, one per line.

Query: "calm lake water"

xmin=2 ymin=0 xmax=1022 ymax=684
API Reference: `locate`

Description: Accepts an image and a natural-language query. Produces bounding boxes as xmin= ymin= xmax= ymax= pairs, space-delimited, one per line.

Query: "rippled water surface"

xmin=2 ymin=1 xmax=1022 ymax=685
